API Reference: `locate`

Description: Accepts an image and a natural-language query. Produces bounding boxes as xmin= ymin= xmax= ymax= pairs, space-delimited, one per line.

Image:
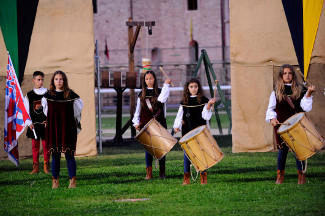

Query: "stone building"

xmin=93 ymin=0 xmax=230 ymax=109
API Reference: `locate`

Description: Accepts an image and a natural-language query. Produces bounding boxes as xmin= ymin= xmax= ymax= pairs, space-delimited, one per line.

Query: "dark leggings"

xmin=184 ymin=153 xmax=206 ymax=173
xmin=51 ymin=152 xmax=76 ymax=179
xmin=145 ymin=151 xmax=165 ymax=168
xmin=277 ymin=144 xmax=305 ymax=170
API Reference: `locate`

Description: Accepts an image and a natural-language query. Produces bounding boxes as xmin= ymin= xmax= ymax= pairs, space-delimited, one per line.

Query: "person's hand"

xmin=270 ymin=118 xmax=279 ymax=126
xmin=306 ymin=85 xmax=316 ymax=98
xmin=29 ymin=124 xmax=34 ymax=130
xmin=207 ymin=98 xmax=216 ymax=110
xmin=164 ymin=78 xmax=172 ymax=84
xmin=135 ymin=125 xmax=140 ymax=130
xmin=174 ymin=128 xmax=180 ymax=133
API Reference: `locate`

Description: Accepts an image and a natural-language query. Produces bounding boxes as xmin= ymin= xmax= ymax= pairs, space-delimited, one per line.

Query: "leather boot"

xmin=68 ymin=177 xmax=76 ymax=188
xmin=52 ymin=176 xmax=59 ymax=189
xmin=200 ymin=172 xmax=207 ymax=185
xmin=30 ymin=163 xmax=39 ymax=174
xmin=275 ymin=170 xmax=285 ymax=184
xmin=182 ymin=172 xmax=190 ymax=185
xmin=159 ymin=165 xmax=166 ymax=179
xmin=298 ymin=170 xmax=306 ymax=184
xmin=44 ymin=161 xmax=50 ymax=174
xmin=145 ymin=167 xmax=153 ymax=180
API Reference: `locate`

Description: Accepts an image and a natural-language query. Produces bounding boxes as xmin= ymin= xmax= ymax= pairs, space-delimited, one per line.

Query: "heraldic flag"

xmin=4 ymin=53 xmax=31 ymax=166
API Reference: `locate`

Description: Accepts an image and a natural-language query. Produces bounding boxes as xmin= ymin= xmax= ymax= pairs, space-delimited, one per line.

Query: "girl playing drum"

xmin=173 ymin=78 xmax=216 ymax=185
xmin=265 ymin=64 xmax=315 ymax=184
xmin=132 ymin=71 xmax=171 ymax=180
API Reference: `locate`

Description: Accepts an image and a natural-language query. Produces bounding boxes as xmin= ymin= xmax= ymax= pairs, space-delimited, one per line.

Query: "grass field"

xmin=1 ymin=145 xmax=324 ymax=215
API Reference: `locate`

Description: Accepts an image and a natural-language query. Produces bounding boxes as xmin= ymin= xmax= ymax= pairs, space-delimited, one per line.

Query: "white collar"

xmin=33 ymin=87 xmax=47 ymax=95
xmin=190 ymin=95 xmax=197 ymax=98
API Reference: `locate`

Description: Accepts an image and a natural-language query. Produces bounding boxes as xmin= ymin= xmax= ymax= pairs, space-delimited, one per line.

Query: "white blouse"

xmin=41 ymin=90 xmax=83 ymax=119
xmin=132 ymin=83 xmax=170 ymax=127
xmin=265 ymin=88 xmax=313 ymax=122
xmin=173 ymin=96 xmax=214 ymax=130
xmin=24 ymin=87 xmax=48 ymax=126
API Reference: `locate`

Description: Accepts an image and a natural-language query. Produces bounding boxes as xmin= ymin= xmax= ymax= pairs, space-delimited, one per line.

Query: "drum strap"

xmin=145 ymin=98 xmax=154 ymax=113
xmin=285 ymin=95 xmax=296 ymax=112
xmin=184 ymin=106 xmax=193 ymax=130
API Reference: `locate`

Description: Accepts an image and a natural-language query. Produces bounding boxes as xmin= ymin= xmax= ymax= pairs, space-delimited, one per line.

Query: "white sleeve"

xmin=300 ymin=94 xmax=313 ymax=112
xmin=74 ymin=98 xmax=83 ymax=118
xmin=41 ymin=97 xmax=48 ymax=116
xmin=158 ymin=83 xmax=170 ymax=103
xmin=265 ymin=91 xmax=277 ymax=122
xmin=202 ymin=104 xmax=213 ymax=120
xmin=173 ymin=106 xmax=183 ymax=130
xmin=24 ymin=95 xmax=32 ymax=126
xmin=132 ymin=98 xmax=141 ymax=126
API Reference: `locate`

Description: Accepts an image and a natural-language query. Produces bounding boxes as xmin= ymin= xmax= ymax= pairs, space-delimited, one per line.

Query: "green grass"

xmin=0 ymin=146 xmax=324 ymax=215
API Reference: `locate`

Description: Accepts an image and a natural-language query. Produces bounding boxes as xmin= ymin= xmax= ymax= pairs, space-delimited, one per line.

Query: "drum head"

xmin=278 ymin=112 xmax=304 ymax=133
xmin=179 ymin=125 xmax=206 ymax=143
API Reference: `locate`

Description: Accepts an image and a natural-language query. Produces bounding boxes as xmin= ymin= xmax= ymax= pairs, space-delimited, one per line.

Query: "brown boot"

xmin=52 ymin=176 xmax=59 ymax=189
xmin=298 ymin=171 xmax=306 ymax=184
xmin=145 ymin=167 xmax=153 ymax=180
xmin=30 ymin=163 xmax=39 ymax=174
xmin=275 ymin=170 xmax=285 ymax=184
xmin=200 ymin=172 xmax=207 ymax=185
xmin=182 ymin=172 xmax=190 ymax=185
xmin=159 ymin=165 xmax=166 ymax=179
xmin=68 ymin=177 xmax=76 ymax=188
xmin=44 ymin=161 xmax=50 ymax=174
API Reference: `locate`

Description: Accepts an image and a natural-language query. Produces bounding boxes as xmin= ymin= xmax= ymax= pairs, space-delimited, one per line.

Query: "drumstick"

xmin=296 ymin=68 xmax=318 ymax=94
xmin=213 ymin=80 xmax=218 ymax=109
xmin=277 ymin=122 xmax=290 ymax=126
xmin=159 ymin=67 xmax=175 ymax=87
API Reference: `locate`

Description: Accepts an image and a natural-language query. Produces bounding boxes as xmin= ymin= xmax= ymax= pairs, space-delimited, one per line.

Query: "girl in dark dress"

xmin=42 ymin=70 xmax=83 ymax=189
xmin=173 ymin=78 xmax=216 ymax=185
xmin=266 ymin=64 xmax=315 ymax=184
xmin=133 ymin=71 xmax=171 ymax=180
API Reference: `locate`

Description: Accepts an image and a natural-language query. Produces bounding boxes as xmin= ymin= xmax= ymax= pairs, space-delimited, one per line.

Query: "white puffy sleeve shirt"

xmin=132 ymin=83 xmax=170 ymax=127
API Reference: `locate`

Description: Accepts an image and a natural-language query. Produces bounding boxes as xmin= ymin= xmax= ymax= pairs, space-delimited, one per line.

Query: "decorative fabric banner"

xmin=303 ymin=0 xmax=324 ymax=79
xmin=282 ymin=0 xmax=304 ymax=74
xmin=4 ymin=53 xmax=31 ymax=166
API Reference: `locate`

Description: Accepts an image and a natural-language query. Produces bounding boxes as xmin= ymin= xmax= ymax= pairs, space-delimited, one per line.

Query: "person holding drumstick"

xmin=266 ymin=64 xmax=315 ymax=184
xmin=132 ymin=70 xmax=171 ymax=180
xmin=173 ymin=78 xmax=216 ymax=185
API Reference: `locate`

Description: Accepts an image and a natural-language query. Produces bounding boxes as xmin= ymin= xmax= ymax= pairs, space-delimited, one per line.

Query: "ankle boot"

xmin=44 ymin=161 xmax=50 ymax=174
xmin=145 ymin=167 xmax=153 ymax=180
xmin=52 ymin=176 xmax=59 ymax=189
xmin=68 ymin=177 xmax=76 ymax=188
xmin=30 ymin=163 xmax=39 ymax=174
xmin=159 ymin=165 xmax=166 ymax=179
xmin=275 ymin=170 xmax=285 ymax=184
xmin=182 ymin=172 xmax=190 ymax=185
xmin=298 ymin=170 xmax=306 ymax=184
xmin=200 ymin=172 xmax=207 ymax=185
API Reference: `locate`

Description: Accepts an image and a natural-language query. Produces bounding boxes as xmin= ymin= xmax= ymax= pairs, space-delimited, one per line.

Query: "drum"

xmin=277 ymin=112 xmax=325 ymax=161
xmin=179 ymin=125 xmax=224 ymax=171
xmin=135 ymin=118 xmax=177 ymax=160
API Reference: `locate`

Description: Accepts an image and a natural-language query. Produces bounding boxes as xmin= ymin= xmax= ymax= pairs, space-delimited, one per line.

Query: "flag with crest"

xmin=4 ymin=53 xmax=31 ymax=166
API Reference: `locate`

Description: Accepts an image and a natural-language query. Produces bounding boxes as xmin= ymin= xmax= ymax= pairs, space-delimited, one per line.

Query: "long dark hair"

xmin=49 ymin=70 xmax=71 ymax=99
xmin=275 ymin=64 xmax=303 ymax=102
xmin=182 ymin=78 xmax=204 ymax=105
xmin=140 ymin=71 xmax=159 ymax=109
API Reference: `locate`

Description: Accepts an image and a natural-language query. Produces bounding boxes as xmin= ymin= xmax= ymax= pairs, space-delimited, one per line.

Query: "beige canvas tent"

xmin=230 ymin=0 xmax=325 ymax=152
xmin=0 ymin=0 xmax=97 ymax=160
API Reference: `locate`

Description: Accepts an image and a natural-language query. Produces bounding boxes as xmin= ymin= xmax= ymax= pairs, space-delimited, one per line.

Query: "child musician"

xmin=266 ymin=64 xmax=315 ymax=184
xmin=173 ymin=78 xmax=215 ymax=185
xmin=133 ymin=70 xmax=171 ymax=180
